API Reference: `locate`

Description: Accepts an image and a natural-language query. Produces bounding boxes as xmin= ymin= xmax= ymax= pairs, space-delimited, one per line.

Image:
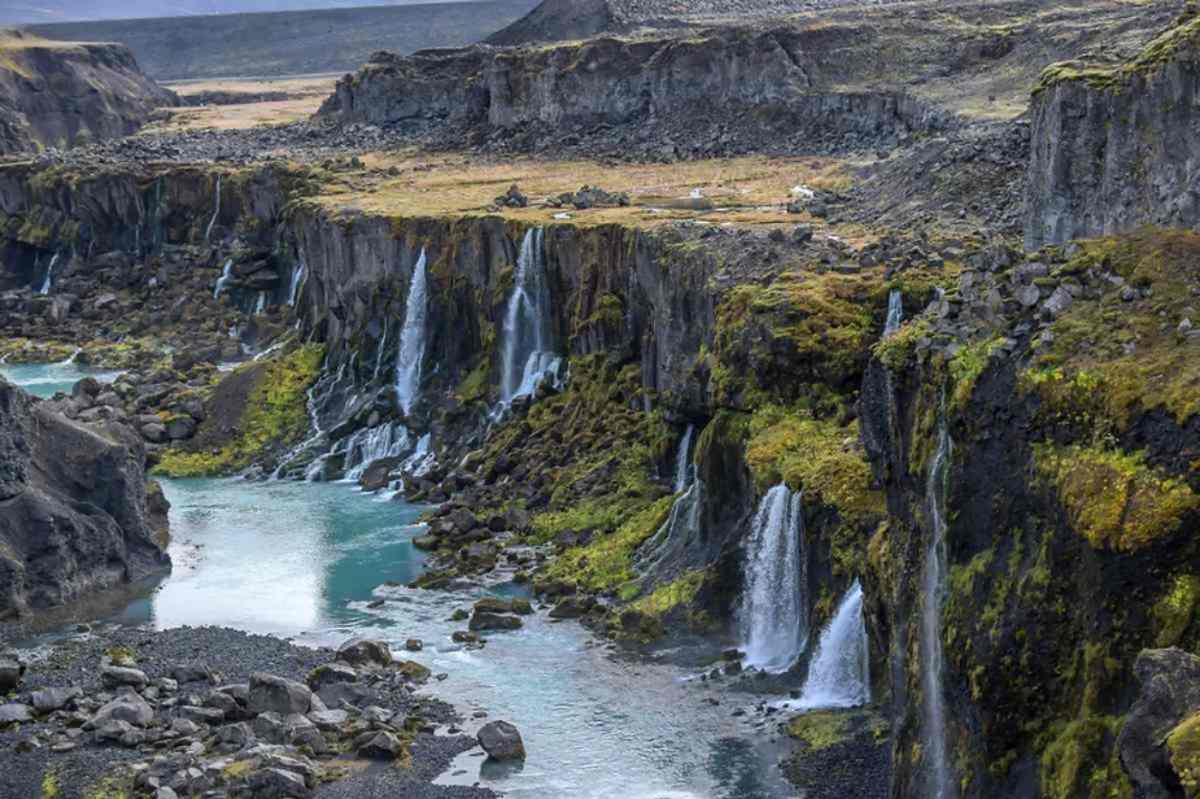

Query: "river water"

xmin=1 ymin=363 xmax=800 ymax=799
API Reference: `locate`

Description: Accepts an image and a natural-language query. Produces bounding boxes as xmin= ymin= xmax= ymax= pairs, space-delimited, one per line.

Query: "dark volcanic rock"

xmin=0 ymin=377 xmax=170 ymax=618
xmin=0 ymin=31 xmax=177 ymax=156
xmin=477 ymin=720 xmax=526 ymax=760
xmin=1118 ymin=648 xmax=1200 ymax=799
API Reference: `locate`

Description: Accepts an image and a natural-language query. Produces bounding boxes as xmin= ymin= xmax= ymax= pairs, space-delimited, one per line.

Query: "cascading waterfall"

xmin=776 ymin=580 xmax=870 ymax=711
xmin=213 ymin=259 xmax=234 ymax=299
xmin=636 ymin=480 xmax=703 ymax=574
xmin=673 ymin=424 xmax=696 ymax=493
xmin=205 ymin=174 xmax=222 ymax=243
xmin=500 ymin=228 xmax=560 ymax=405
xmin=287 ymin=263 xmax=306 ymax=307
xmin=884 ymin=288 xmax=903 ymax=336
xmin=254 ymin=291 xmax=267 ymax=315
xmin=372 ymin=320 xmax=390 ymax=383
xmin=739 ymin=484 xmax=808 ymax=673
xmin=341 ymin=422 xmax=413 ymax=483
xmin=394 ymin=249 xmax=429 ymax=416
xmin=922 ymin=414 xmax=954 ymax=799
xmin=38 ymin=251 xmax=60 ymax=295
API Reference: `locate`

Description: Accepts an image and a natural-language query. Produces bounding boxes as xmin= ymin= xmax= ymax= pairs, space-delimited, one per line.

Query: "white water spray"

xmin=500 ymin=228 xmax=560 ymax=405
xmin=673 ymin=424 xmax=695 ymax=493
xmin=775 ymin=580 xmax=870 ymax=712
xmin=884 ymin=288 xmax=903 ymax=336
xmin=341 ymin=423 xmax=413 ymax=484
xmin=205 ymin=174 xmax=222 ymax=243
xmin=38 ymin=251 xmax=60 ymax=295
xmin=922 ymin=415 xmax=954 ymax=799
xmin=395 ymin=249 xmax=429 ymax=416
xmin=739 ymin=484 xmax=807 ymax=673
xmin=254 ymin=291 xmax=267 ymax=315
xmin=287 ymin=263 xmax=306 ymax=307
xmin=213 ymin=259 xmax=234 ymax=299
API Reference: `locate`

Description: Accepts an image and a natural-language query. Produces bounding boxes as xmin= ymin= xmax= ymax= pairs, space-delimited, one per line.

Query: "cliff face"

xmin=1025 ymin=16 xmax=1200 ymax=248
xmin=0 ymin=31 xmax=176 ymax=156
xmin=0 ymin=377 xmax=170 ymax=617
xmin=319 ymin=27 xmax=953 ymax=157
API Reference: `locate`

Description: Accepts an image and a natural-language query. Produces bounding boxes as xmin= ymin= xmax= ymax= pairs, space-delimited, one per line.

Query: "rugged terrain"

xmin=27 ymin=1 xmax=540 ymax=81
xmin=1 ymin=1 xmax=1200 ymax=798
xmin=0 ymin=30 xmax=175 ymax=155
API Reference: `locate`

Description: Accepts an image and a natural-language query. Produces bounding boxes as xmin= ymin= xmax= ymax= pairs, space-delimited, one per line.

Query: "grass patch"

xmin=543 ymin=496 xmax=675 ymax=594
xmin=629 ymin=570 xmax=707 ymax=617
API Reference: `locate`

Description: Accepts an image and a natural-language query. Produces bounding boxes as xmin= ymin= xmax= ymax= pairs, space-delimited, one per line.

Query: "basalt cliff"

xmin=1 ymin=1 xmax=1199 ymax=798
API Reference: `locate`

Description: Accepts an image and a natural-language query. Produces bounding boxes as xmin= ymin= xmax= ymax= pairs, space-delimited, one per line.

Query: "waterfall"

xmin=673 ymin=424 xmax=695 ymax=493
xmin=254 ymin=291 xmax=267 ymax=315
xmin=38 ymin=251 xmax=60 ymax=295
xmin=500 ymin=228 xmax=560 ymax=405
xmin=884 ymin=289 xmax=903 ymax=336
xmin=395 ymin=249 xmax=429 ymax=416
xmin=636 ymin=480 xmax=703 ymax=574
xmin=341 ymin=422 xmax=414 ymax=483
xmin=205 ymin=174 xmax=222 ymax=243
xmin=373 ymin=320 xmax=390 ymax=383
xmin=213 ymin=259 xmax=234 ymax=299
xmin=922 ymin=415 xmax=954 ymax=799
xmin=776 ymin=581 xmax=870 ymax=711
xmin=739 ymin=484 xmax=807 ymax=673
xmin=287 ymin=263 xmax=306 ymax=307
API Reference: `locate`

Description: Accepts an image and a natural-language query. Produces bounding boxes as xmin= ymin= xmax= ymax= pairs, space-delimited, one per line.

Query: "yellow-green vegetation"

xmin=872 ymin=318 xmax=931 ymax=371
xmin=1153 ymin=574 xmax=1200 ymax=648
xmin=1168 ymin=712 xmax=1200 ymax=797
xmin=154 ymin=343 xmax=324 ymax=477
xmin=103 ymin=646 xmax=136 ymax=667
xmin=714 ymin=270 xmax=879 ymax=404
xmin=222 ymin=760 xmax=255 ymax=781
xmin=745 ymin=405 xmax=884 ymax=520
xmin=629 ymin=570 xmax=707 ymax=617
xmin=1026 ymin=230 xmax=1200 ymax=429
xmin=1034 ymin=443 xmax=1200 ymax=552
xmin=947 ymin=336 xmax=1005 ymax=411
xmin=787 ymin=710 xmax=887 ymax=751
xmin=41 ymin=772 xmax=59 ymax=799
xmin=543 ymin=496 xmax=674 ymax=594
xmin=1035 ymin=12 xmax=1200 ymax=94
xmin=1039 ymin=716 xmax=1131 ymax=799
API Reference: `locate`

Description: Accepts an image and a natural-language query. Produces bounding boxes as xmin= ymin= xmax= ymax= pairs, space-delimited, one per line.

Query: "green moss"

xmin=947 ymin=336 xmax=1005 ymax=411
xmin=787 ymin=710 xmax=851 ymax=751
xmin=41 ymin=772 xmax=59 ymax=799
xmin=1168 ymin=712 xmax=1200 ymax=798
xmin=455 ymin=357 xmax=492 ymax=404
xmin=1034 ymin=443 xmax=1200 ymax=552
xmin=1153 ymin=574 xmax=1200 ymax=648
xmin=1028 ymin=230 xmax=1200 ymax=428
xmin=103 ymin=646 xmax=136 ymax=667
xmin=544 ymin=495 xmax=675 ymax=594
xmin=154 ymin=343 xmax=325 ymax=477
xmin=872 ymin=318 xmax=931 ymax=371
xmin=744 ymin=405 xmax=885 ymax=522
xmin=629 ymin=570 xmax=706 ymax=617
xmin=1039 ymin=716 xmax=1128 ymax=799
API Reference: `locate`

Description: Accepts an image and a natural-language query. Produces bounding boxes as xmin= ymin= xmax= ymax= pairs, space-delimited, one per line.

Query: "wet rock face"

xmin=1024 ymin=24 xmax=1200 ymax=248
xmin=0 ymin=33 xmax=176 ymax=156
xmin=0 ymin=377 xmax=170 ymax=617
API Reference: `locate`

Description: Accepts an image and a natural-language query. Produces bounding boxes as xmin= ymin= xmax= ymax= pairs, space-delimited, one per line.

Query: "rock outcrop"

xmin=0 ymin=30 xmax=175 ymax=156
xmin=1118 ymin=648 xmax=1200 ymax=799
xmin=0 ymin=376 xmax=169 ymax=617
xmin=319 ymin=27 xmax=952 ymax=158
xmin=1025 ymin=13 xmax=1200 ymax=248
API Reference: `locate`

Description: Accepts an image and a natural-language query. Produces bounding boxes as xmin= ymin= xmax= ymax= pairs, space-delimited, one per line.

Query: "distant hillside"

xmin=26 ymin=1 xmax=539 ymax=80
xmin=0 ymin=1 xmax=487 ymax=25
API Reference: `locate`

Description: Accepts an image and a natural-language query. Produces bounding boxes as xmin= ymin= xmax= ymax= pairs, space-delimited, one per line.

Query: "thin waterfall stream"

xmin=499 ymin=228 xmax=560 ymax=406
xmin=395 ymin=248 xmax=429 ymax=416
xmin=922 ymin=413 xmax=954 ymax=799
xmin=774 ymin=580 xmax=870 ymax=712
xmin=674 ymin=424 xmax=696 ymax=492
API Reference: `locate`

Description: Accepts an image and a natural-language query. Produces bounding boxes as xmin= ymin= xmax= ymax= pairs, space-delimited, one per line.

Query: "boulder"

xmin=335 ymin=638 xmax=393 ymax=668
xmin=0 ymin=658 xmax=23 ymax=692
xmin=358 ymin=730 xmax=405 ymax=760
xmin=1118 ymin=648 xmax=1200 ymax=799
xmin=172 ymin=664 xmax=215 ymax=684
xmin=90 ymin=692 xmax=154 ymax=728
xmin=101 ymin=664 xmax=149 ymax=688
xmin=306 ymin=662 xmax=358 ymax=691
xmin=31 ymin=685 xmax=82 ymax=713
xmin=308 ymin=709 xmax=348 ymax=731
xmin=477 ymin=720 xmax=526 ymax=761
xmin=248 ymin=673 xmax=312 ymax=716
xmin=0 ymin=702 xmax=32 ymax=724
xmin=470 ymin=612 xmax=523 ymax=632
xmin=247 ymin=767 xmax=310 ymax=798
